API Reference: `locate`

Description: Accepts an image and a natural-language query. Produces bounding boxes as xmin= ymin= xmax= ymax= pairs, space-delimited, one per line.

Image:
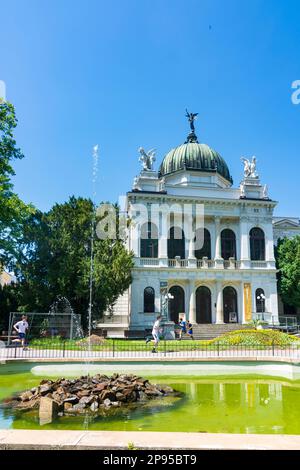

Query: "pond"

xmin=1 ymin=362 xmax=300 ymax=434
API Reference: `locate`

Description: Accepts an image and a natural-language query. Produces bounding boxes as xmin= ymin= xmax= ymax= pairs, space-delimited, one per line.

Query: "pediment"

xmin=273 ymin=218 xmax=300 ymax=228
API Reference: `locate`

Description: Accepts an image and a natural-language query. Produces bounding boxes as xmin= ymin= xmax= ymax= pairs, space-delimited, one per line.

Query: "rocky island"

xmin=3 ymin=374 xmax=181 ymax=422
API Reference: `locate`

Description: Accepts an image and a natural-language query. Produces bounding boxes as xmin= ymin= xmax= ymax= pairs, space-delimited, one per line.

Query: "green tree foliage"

xmin=0 ymin=100 xmax=34 ymax=267
xmin=0 ymin=283 xmax=19 ymax=331
xmin=14 ymin=197 xmax=134 ymax=328
xmin=276 ymin=236 xmax=300 ymax=308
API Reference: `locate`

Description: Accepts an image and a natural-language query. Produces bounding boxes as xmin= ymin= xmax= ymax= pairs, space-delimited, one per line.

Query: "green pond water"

xmin=1 ymin=362 xmax=300 ymax=434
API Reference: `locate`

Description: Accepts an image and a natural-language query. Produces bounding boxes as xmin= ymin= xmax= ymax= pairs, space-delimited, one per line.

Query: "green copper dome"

xmin=159 ymin=142 xmax=233 ymax=184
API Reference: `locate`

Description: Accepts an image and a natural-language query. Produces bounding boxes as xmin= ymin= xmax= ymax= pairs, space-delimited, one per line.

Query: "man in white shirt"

xmin=146 ymin=315 xmax=162 ymax=353
xmin=13 ymin=315 xmax=29 ymax=349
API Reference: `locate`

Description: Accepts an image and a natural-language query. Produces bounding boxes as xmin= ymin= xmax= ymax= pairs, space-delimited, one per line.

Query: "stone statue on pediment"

xmin=241 ymin=156 xmax=258 ymax=178
xmin=138 ymin=147 xmax=156 ymax=171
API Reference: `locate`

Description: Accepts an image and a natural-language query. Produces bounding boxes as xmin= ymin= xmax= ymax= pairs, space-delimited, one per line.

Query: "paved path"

xmin=0 ymin=429 xmax=300 ymax=450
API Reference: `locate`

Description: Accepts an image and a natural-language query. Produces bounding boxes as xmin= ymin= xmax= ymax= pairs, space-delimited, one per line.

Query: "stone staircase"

xmin=183 ymin=323 xmax=250 ymax=340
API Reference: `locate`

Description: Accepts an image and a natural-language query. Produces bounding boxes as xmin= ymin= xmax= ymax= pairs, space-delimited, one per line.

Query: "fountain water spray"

xmin=49 ymin=295 xmax=83 ymax=339
xmin=87 ymin=144 xmax=99 ymax=355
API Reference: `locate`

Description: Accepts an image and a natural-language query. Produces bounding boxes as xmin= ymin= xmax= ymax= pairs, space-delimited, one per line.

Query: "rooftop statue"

xmin=138 ymin=147 xmax=156 ymax=171
xmin=185 ymin=109 xmax=198 ymax=132
xmin=241 ymin=156 xmax=258 ymax=178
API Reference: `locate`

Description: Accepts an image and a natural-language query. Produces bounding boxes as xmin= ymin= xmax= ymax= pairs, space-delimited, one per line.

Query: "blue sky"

xmin=1 ymin=0 xmax=300 ymax=216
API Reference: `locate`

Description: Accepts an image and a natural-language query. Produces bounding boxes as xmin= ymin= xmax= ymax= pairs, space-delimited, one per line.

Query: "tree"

xmin=0 ymin=100 xmax=34 ymax=268
xmin=0 ymin=283 xmax=19 ymax=331
xmin=276 ymin=236 xmax=300 ymax=309
xmin=14 ymin=196 xmax=134 ymax=329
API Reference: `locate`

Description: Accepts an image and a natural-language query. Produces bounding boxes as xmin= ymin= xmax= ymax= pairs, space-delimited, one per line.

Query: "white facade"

xmin=101 ymin=129 xmax=283 ymax=336
xmin=127 ymin=176 xmax=278 ymax=331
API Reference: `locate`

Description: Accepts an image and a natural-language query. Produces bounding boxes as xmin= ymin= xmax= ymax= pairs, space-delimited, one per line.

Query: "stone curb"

xmin=0 ymin=430 xmax=300 ymax=450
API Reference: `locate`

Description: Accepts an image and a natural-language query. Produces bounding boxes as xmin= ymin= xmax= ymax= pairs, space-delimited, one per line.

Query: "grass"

xmin=27 ymin=329 xmax=300 ymax=351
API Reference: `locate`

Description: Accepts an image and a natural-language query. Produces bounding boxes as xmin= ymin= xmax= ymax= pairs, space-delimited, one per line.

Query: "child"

xmin=179 ymin=317 xmax=187 ymax=340
xmin=187 ymin=321 xmax=194 ymax=340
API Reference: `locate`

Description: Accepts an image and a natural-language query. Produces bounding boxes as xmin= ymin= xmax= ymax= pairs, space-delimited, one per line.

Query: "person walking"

xmin=146 ymin=315 xmax=162 ymax=353
xmin=179 ymin=317 xmax=187 ymax=340
xmin=13 ymin=315 xmax=29 ymax=350
xmin=187 ymin=321 xmax=194 ymax=340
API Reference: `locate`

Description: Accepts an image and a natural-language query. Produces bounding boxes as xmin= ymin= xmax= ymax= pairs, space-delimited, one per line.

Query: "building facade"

xmin=273 ymin=217 xmax=300 ymax=316
xmin=101 ymin=117 xmax=285 ymax=337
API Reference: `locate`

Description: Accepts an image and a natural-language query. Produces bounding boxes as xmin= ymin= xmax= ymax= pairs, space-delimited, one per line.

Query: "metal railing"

xmin=2 ymin=339 xmax=300 ymax=360
xmin=249 ymin=314 xmax=300 ymax=334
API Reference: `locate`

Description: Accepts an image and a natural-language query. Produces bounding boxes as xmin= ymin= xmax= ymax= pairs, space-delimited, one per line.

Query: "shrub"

xmin=211 ymin=329 xmax=300 ymax=347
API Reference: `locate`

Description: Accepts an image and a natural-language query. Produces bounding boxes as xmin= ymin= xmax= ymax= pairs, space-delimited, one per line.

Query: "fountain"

xmin=31 ymin=145 xmax=100 ymax=376
xmin=48 ymin=295 xmax=83 ymax=340
xmin=87 ymin=144 xmax=99 ymax=355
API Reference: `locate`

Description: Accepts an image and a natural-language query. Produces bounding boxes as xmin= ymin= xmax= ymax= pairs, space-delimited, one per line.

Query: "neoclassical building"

xmin=101 ymin=115 xmax=286 ymax=337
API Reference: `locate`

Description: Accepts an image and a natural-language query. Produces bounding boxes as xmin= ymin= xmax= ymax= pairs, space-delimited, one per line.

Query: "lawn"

xmin=27 ymin=329 xmax=300 ymax=351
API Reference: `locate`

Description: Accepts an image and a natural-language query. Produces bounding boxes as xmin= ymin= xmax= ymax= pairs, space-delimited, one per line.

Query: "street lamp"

xmin=257 ymin=293 xmax=266 ymax=320
xmin=162 ymin=292 xmax=174 ymax=321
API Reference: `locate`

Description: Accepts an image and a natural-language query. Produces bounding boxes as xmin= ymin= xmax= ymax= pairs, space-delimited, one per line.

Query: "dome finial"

xmin=185 ymin=109 xmax=199 ymax=143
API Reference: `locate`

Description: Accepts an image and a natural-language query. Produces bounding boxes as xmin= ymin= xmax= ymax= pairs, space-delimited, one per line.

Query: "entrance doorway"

xmin=169 ymin=286 xmax=185 ymax=323
xmin=223 ymin=286 xmax=238 ymax=323
xmin=196 ymin=286 xmax=212 ymax=323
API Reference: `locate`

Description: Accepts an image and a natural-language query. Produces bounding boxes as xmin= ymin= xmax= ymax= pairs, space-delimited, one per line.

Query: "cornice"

xmin=127 ymin=192 xmax=277 ymax=208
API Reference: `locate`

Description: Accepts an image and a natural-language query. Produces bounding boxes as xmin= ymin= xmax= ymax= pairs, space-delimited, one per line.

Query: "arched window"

xmin=169 ymin=286 xmax=185 ymax=322
xmin=256 ymin=288 xmax=265 ymax=313
xmin=144 ymin=287 xmax=155 ymax=313
xmin=196 ymin=286 xmax=212 ymax=323
xmin=140 ymin=222 xmax=158 ymax=258
xmin=250 ymin=227 xmax=265 ymax=261
xmin=221 ymin=229 xmax=236 ymax=260
xmin=223 ymin=286 xmax=238 ymax=323
xmin=194 ymin=228 xmax=211 ymax=259
xmin=168 ymin=227 xmax=185 ymax=259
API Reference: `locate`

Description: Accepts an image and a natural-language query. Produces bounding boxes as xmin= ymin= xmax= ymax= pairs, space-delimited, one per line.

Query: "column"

xmin=185 ymin=211 xmax=196 ymax=267
xmin=215 ymin=281 xmax=224 ymax=323
xmin=263 ymin=220 xmax=276 ymax=268
xmin=188 ymin=236 xmax=195 ymax=259
xmin=132 ymin=223 xmax=140 ymax=260
xmin=240 ymin=216 xmax=250 ymax=268
xmin=188 ymin=236 xmax=197 ymax=267
xmin=214 ymin=216 xmax=223 ymax=268
xmin=189 ymin=281 xmax=196 ymax=323
xmin=159 ymin=210 xmax=168 ymax=267
xmin=269 ymin=280 xmax=279 ymax=324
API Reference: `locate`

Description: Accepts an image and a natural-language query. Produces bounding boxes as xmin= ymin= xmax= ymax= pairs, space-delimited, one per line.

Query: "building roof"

xmin=158 ymin=141 xmax=233 ymax=184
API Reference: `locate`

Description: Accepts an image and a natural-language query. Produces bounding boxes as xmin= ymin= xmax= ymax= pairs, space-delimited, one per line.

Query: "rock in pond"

xmin=3 ymin=374 xmax=181 ymax=422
